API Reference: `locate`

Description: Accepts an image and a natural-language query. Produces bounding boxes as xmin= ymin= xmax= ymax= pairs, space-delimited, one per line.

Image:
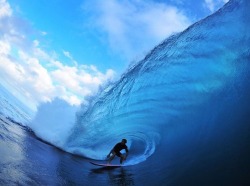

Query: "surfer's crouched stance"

xmin=107 ymin=139 xmax=129 ymax=164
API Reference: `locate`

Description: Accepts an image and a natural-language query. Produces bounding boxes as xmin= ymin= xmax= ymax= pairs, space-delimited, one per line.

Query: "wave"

xmin=1 ymin=1 xmax=250 ymax=185
xmin=61 ymin=0 xmax=250 ymax=166
xmin=2 ymin=0 xmax=248 ymax=168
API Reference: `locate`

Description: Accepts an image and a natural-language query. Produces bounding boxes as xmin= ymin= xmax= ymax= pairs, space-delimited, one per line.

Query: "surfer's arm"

xmin=124 ymin=148 xmax=129 ymax=159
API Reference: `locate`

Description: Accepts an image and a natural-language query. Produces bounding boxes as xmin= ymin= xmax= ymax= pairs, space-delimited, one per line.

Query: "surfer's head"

xmin=122 ymin=139 xmax=127 ymax=144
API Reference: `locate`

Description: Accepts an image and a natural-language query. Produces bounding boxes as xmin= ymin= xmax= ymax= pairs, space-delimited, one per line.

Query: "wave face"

xmin=64 ymin=0 xmax=250 ymax=171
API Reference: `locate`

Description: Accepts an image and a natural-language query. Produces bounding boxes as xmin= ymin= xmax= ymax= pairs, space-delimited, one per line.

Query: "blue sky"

xmin=0 ymin=0 xmax=228 ymax=110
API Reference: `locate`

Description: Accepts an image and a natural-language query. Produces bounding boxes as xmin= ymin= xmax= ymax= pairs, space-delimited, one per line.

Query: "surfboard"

xmin=89 ymin=161 xmax=122 ymax=167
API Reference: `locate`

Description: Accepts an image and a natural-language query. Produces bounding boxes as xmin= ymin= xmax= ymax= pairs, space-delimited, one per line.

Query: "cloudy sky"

xmin=0 ymin=0 xmax=228 ymax=110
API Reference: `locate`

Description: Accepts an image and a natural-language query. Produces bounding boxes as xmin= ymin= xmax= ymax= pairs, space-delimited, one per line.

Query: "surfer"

xmin=107 ymin=139 xmax=129 ymax=164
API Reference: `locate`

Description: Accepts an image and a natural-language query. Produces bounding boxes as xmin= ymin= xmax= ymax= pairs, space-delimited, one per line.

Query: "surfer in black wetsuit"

xmin=107 ymin=139 xmax=129 ymax=164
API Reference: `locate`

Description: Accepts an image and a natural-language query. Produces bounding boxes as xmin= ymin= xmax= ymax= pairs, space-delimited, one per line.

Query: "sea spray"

xmin=30 ymin=98 xmax=78 ymax=148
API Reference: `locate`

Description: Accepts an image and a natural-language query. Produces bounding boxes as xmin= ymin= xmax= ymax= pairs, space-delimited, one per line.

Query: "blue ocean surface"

xmin=1 ymin=0 xmax=250 ymax=185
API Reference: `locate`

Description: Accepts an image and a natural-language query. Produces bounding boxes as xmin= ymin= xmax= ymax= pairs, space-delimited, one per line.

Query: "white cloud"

xmin=0 ymin=44 xmax=55 ymax=108
xmin=83 ymin=0 xmax=191 ymax=60
xmin=0 ymin=38 xmax=115 ymax=110
xmin=0 ymin=40 xmax=11 ymax=54
xmin=40 ymin=31 xmax=47 ymax=36
xmin=0 ymin=1 xmax=115 ymax=111
xmin=63 ymin=50 xmax=72 ymax=59
xmin=0 ymin=0 xmax=12 ymax=18
xmin=33 ymin=40 xmax=39 ymax=47
xmin=204 ymin=0 xmax=229 ymax=12
xmin=0 ymin=1 xmax=29 ymax=50
xmin=62 ymin=50 xmax=78 ymax=66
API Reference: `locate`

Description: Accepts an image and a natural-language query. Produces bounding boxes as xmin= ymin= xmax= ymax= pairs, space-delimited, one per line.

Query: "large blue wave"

xmin=63 ymin=0 xmax=250 ymax=167
xmin=1 ymin=0 xmax=249 ymax=185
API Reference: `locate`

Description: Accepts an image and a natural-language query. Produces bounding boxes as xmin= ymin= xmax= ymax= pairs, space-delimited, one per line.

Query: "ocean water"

xmin=1 ymin=0 xmax=250 ymax=185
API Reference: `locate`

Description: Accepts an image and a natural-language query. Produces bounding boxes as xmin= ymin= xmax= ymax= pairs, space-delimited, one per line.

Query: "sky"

xmin=0 ymin=0 xmax=228 ymax=111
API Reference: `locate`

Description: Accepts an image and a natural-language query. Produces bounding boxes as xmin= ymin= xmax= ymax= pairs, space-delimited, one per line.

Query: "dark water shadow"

xmin=89 ymin=166 xmax=135 ymax=186
xmin=91 ymin=166 xmax=121 ymax=173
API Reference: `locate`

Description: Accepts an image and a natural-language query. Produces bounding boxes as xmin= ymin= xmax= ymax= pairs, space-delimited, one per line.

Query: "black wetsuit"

xmin=113 ymin=142 xmax=128 ymax=157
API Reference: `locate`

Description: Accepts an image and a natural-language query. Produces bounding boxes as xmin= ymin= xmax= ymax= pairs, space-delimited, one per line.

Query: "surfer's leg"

xmin=108 ymin=153 xmax=116 ymax=164
xmin=120 ymin=155 xmax=125 ymax=164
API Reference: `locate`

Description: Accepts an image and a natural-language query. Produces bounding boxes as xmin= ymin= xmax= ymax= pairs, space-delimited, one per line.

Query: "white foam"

xmin=29 ymin=98 xmax=78 ymax=148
